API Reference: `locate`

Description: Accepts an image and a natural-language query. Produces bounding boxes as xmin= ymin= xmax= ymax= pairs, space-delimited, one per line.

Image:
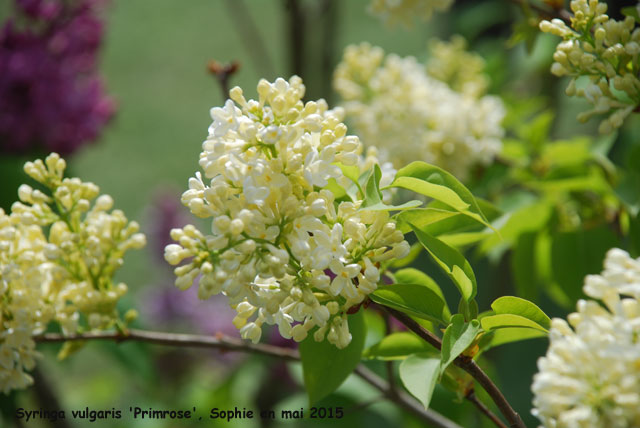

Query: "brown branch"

xmin=34 ymin=328 xmax=462 ymax=428
xmin=383 ymin=312 xmax=397 ymax=394
xmin=207 ymin=60 xmax=240 ymax=98
xmin=35 ymin=329 xmax=299 ymax=361
xmin=382 ymin=307 xmax=527 ymax=428
xmin=466 ymin=391 xmax=508 ymax=428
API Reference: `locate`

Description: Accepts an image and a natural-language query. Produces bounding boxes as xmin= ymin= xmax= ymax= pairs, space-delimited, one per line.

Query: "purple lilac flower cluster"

xmin=0 ymin=0 xmax=115 ymax=154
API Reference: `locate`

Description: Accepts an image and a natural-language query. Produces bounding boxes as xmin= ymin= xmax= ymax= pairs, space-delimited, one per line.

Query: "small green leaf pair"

xmin=400 ymin=315 xmax=479 ymax=408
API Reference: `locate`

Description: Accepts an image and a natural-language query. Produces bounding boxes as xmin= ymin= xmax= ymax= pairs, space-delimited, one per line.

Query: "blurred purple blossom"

xmin=141 ymin=190 xmax=239 ymax=338
xmin=0 ymin=0 xmax=115 ymax=154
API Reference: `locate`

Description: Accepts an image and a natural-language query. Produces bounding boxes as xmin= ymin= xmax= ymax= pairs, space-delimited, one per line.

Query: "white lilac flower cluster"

xmin=0 ymin=153 xmax=145 ymax=393
xmin=540 ymin=0 xmax=640 ymax=133
xmin=532 ymin=248 xmax=640 ymax=428
xmin=368 ymin=0 xmax=453 ymax=28
xmin=165 ymin=76 xmax=409 ymax=349
xmin=334 ymin=43 xmax=504 ymax=181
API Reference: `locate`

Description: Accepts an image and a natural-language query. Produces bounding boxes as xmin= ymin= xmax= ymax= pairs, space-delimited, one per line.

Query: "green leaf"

xmin=325 ymin=178 xmax=347 ymax=199
xmin=57 ymin=340 xmax=87 ymax=361
xmin=371 ymin=283 xmax=451 ymax=325
xmin=362 ymin=200 xmax=423 ymax=212
xmin=361 ymin=164 xmax=422 ymax=212
xmin=479 ymin=328 xmax=547 ymax=351
xmin=300 ymin=311 xmax=366 ymax=404
xmin=391 ymin=176 xmax=469 ymax=211
xmin=490 ymin=296 xmax=551 ymax=330
xmin=389 ymin=162 xmax=491 ymax=229
xmin=395 ymin=208 xmax=460 ymax=234
xmin=394 ymin=268 xmax=448 ymax=304
xmin=399 ymin=354 xmax=441 ymax=408
xmin=363 ymin=332 xmax=436 ymax=360
xmin=480 ymin=314 xmax=549 ymax=333
xmin=337 ymin=163 xmax=360 ymax=187
xmin=440 ymin=314 xmax=480 ymax=374
xmin=439 ymin=231 xmax=492 ymax=248
xmin=336 ymin=163 xmax=363 ymax=200
xmin=411 ymin=224 xmax=477 ymax=301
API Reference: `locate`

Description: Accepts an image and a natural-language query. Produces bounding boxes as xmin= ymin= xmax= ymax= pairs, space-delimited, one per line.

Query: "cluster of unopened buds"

xmin=333 ymin=42 xmax=504 ymax=181
xmin=540 ymin=0 xmax=640 ymax=133
xmin=0 ymin=153 xmax=145 ymax=393
xmin=165 ymin=76 xmax=409 ymax=349
xmin=532 ymin=248 xmax=640 ymax=427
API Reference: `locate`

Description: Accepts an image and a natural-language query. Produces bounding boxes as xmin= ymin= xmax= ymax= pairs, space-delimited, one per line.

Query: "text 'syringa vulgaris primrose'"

xmin=165 ymin=76 xmax=409 ymax=349
xmin=0 ymin=153 xmax=145 ymax=393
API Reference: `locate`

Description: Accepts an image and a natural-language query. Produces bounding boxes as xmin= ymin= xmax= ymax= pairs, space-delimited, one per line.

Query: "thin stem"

xmin=35 ymin=329 xmax=299 ymax=361
xmin=383 ymin=312 xmax=397 ymax=394
xmin=284 ymin=0 xmax=305 ymax=79
xmin=223 ymin=0 xmax=276 ymax=78
xmin=207 ymin=60 xmax=240 ymax=98
xmin=320 ymin=0 xmax=337 ymax=105
xmin=466 ymin=391 xmax=508 ymax=428
xmin=382 ymin=307 xmax=526 ymax=428
xmin=34 ymin=328 xmax=461 ymax=428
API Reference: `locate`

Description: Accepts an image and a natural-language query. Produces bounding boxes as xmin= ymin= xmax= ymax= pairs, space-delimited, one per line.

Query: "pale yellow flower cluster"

xmin=166 ymin=77 xmax=409 ymax=349
xmin=426 ymin=35 xmax=489 ymax=98
xmin=334 ymin=42 xmax=504 ymax=180
xmin=540 ymin=0 xmax=640 ymax=133
xmin=1 ymin=153 xmax=145 ymax=393
xmin=532 ymin=248 xmax=640 ymax=427
xmin=368 ymin=0 xmax=453 ymax=27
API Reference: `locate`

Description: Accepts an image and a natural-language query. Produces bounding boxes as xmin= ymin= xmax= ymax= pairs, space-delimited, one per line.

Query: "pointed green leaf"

xmin=479 ymin=328 xmax=547 ymax=351
xmin=300 ymin=310 xmax=366 ymax=404
xmin=394 ymin=268 xmax=448 ymax=303
xmin=440 ymin=314 xmax=480 ymax=374
xmin=410 ymin=224 xmax=477 ymax=301
xmin=363 ymin=332 xmax=436 ymax=360
xmin=391 ymin=176 xmax=469 ymax=211
xmin=371 ymin=283 xmax=450 ymax=325
xmin=399 ymin=354 xmax=441 ymax=408
xmin=389 ymin=162 xmax=491 ymax=229
xmin=491 ymin=296 xmax=551 ymax=330
xmin=361 ymin=164 xmax=422 ymax=211
xmin=480 ymin=314 xmax=549 ymax=333
xmin=395 ymin=208 xmax=460 ymax=234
